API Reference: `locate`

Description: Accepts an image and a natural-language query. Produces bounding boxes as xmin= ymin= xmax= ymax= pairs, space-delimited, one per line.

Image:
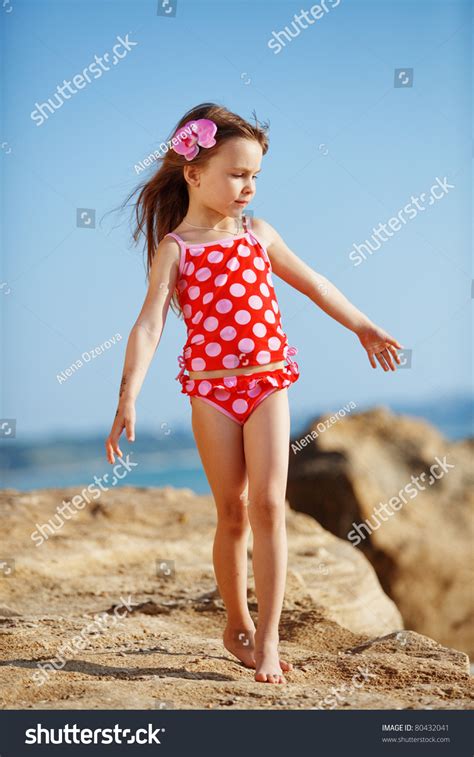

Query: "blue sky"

xmin=1 ymin=0 xmax=471 ymax=439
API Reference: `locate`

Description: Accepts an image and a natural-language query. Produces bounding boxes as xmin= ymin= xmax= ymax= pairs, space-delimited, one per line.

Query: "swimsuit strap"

xmin=242 ymin=214 xmax=266 ymax=255
xmin=165 ymin=232 xmax=188 ymax=277
xmin=165 ymin=231 xmax=186 ymax=246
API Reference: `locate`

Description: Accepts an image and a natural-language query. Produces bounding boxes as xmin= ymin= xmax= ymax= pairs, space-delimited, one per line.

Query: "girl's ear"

xmin=183 ymin=163 xmax=201 ymax=187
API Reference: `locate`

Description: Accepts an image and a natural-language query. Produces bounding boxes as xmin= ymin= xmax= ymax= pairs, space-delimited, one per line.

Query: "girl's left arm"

xmin=255 ymin=218 xmax=403 ymax=372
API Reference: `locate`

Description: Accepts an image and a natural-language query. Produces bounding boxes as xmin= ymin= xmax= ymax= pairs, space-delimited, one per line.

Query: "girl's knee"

xmin=216 ymin=496 xmax=250 ymax=534
xmin=247 ymin=493 xmax=286 ymax=527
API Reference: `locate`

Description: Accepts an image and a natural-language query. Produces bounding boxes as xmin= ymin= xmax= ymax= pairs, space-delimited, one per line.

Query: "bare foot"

xmin=254 ymin=635 xmax=286 ymax=684
xmin=223 ymin=625 xmax=256 ymax=669
xmin=223 ymin=625 xmax=293 ymax=673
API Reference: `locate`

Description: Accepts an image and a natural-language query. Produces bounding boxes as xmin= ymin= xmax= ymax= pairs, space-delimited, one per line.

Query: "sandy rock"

xmin=0 ymin=604 xmax=21 ymax=617
xmin=287 ymin=405 xmax=474 ymax=657
xmin=0 ymin=485 xmax=471 ymax=710
xmin=283 ymin=517 xmax=402 ymax=636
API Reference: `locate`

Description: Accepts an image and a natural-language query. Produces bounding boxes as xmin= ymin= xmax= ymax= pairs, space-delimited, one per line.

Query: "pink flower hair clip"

xmin=171 ymin=118 xmax=217 ymax=161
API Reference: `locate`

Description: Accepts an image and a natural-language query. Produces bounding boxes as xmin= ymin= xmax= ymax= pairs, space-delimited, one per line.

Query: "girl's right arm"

xmin=105 ymin=236 xmax=180 ymax=464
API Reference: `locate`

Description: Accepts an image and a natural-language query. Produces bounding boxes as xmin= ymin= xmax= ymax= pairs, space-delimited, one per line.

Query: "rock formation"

xmin=287 ymin=405 xmax=474 ymax=658
xmin=0 ymin=485 xmax=471 ymax=709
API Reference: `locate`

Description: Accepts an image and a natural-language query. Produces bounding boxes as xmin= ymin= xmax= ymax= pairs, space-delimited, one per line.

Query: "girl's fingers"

xmin=367 ymin=350 xmax=377 ymax=369
xmin=107 ymin=439 xmax=123 ymax=462
xmin=105 ymin=439 xmax=117 ymax=464
xmin=366 ymin=336 xmax=403 ymax=372
xmin=105 ymin=440 xmax=112 ymax=464
xmin=125 ymin=418 xmax=135 ymax=442
xmin=387 ymin=344 xmax=401 ymax=364
xmin=387 ymin=336 xmax=403 ymax=349
xmin=111 ymin=427 xmax=123 ymax=457
xmin=105 ymin=419 xmax=124 ymax=463
xmin=376 ymin=352 xmax=389 ymax=371
xmin=381 ymin=347 xmax=396 ymax=371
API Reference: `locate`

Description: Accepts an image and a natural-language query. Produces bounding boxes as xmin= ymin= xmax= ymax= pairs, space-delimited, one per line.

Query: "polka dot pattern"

xmin=216 ymin=299 xmax=232 ymax=313
xmin=249 ymin=295 xmax=263 ymax=310
xmin=196 ymin=267 xmax=211 ymax=282
xmin=220 ymin=326 xmax=237 ymax=341
xmin=180 ymin=364 xmax=300 ymax=424
xmin=174 ymin=230 xmax=293 ymax=373
xmin=205 ymin=342 xmax=222 ymax=357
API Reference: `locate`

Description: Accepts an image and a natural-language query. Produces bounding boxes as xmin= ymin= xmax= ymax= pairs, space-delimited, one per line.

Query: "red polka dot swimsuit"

xmin=166 ymin=215 xmax=300 ymax=424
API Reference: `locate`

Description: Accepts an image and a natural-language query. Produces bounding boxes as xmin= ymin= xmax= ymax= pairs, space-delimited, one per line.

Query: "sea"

xmin=0 ymin=396 xmax=472 ymax=494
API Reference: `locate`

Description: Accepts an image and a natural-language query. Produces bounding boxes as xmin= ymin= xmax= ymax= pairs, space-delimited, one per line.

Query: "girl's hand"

xmin=357 ymin=324 xmax=404 ymax=372
xmin=105 ymin=399 xmax=136 ymax=464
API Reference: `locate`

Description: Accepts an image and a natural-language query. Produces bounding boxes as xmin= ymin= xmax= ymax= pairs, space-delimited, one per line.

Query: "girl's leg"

xmin=243 ymin=387 xmax=291 ymax=684
xmin=189 ymin=397 xmax=255 ymax=666
xmin=190 ymin=395 xmax=293 ymax=673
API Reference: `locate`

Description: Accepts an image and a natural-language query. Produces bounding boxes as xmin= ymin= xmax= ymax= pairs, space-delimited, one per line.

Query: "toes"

xmin=280 ymin=659 xmax=293 ymax=672
xmin=255 ymin=671 xmax=282 ymax=683
xmin=266 ymin=672 xmax=285 ymax=684
xmin=271 ymin=673 xmax=285 ymax=684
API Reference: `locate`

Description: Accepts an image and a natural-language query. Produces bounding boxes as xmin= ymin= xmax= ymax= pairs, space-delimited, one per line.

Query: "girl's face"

xmin=186 ymin=137 xmax=263 ymax=218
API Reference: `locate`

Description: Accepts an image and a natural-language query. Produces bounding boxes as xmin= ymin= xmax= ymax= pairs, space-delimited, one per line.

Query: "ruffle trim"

xmin=179 ymin=362 xmax=300 ymax=397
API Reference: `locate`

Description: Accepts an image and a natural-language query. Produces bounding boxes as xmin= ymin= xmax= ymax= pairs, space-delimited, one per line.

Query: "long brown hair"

xmin=123 ymin=102 xmax=270 ymax=317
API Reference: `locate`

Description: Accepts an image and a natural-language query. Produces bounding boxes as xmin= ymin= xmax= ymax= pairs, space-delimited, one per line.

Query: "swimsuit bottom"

xmin=178 ymin=362 xmax=300 ymax=426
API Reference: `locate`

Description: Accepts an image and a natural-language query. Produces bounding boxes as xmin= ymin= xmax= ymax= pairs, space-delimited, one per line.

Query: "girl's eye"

xmin=231 ymin=174 xmax=259 ymax=180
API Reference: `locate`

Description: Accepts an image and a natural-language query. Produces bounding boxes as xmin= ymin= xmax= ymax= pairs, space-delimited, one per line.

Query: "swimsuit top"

xmin=165 ymin=215 xmax=298 ymax=381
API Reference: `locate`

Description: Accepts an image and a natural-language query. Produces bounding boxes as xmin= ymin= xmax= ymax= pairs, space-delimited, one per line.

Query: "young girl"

xmin=105 ymin=103 xmax=402 ymax=685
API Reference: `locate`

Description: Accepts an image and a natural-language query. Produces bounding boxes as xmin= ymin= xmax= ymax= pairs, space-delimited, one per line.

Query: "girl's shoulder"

xmin=167 ymin=226 xmax=197 ymax=243
xmin=249 ymin=216 xmax=278 ymax=250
